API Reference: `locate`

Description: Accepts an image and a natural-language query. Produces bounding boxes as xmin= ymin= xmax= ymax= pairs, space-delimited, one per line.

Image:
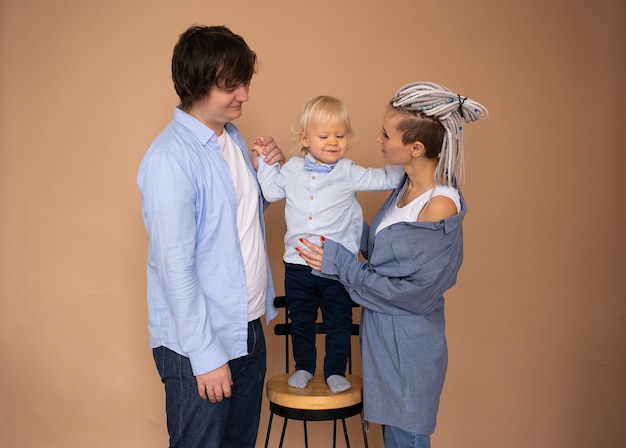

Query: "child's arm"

xmin=348 ymin=162 xmax=405 ymax=192
xmin=254 ymin=146 xmax=287 ymax=202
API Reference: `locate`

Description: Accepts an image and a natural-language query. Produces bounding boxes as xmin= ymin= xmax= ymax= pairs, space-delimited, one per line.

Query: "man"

xmin=137 ymin=25 xmax=283 ymax=447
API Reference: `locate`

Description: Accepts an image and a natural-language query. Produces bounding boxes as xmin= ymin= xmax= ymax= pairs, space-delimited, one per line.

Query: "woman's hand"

xmin=297 ymin=237 xmax=325 ymax=271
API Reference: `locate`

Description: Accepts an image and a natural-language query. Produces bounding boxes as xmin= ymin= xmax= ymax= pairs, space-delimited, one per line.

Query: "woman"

xmin=298 ymin=82 xmax=488 ymax=448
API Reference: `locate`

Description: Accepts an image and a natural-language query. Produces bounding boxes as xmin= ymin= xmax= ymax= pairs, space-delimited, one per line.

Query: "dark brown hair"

xmin=393 ymin=106 xmax=445 ymax=159
xmin=171 ymin=25 xmax=257 ymax=110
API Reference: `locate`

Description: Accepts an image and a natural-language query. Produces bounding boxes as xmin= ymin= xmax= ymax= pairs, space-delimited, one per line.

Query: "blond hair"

xmin=293 ymin=95 xmax=354 ymax=156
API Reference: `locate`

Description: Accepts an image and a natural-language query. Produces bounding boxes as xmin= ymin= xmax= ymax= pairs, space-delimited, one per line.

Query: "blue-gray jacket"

xmin=318 ymin=182 xmax=465 ymax=434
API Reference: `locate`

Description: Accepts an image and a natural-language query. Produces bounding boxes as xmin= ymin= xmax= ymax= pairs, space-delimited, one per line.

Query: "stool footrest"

xmin=269 ymin=401 xmax=363 ymax=421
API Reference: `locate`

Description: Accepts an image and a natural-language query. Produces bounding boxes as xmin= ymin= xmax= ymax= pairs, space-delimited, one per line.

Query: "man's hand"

xmin=196 ymin=363 xmax=233 ymax=402
xmin=250 ymin=136 xmax=285 ymax=170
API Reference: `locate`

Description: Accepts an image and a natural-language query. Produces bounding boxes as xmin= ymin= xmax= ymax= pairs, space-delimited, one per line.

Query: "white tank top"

xmin=375 ymin=184 xmax=461 ymax=234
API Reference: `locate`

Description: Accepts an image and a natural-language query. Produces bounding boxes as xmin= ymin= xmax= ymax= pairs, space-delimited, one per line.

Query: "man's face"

xmin=191 ymin=82 xmax=250 ymax=133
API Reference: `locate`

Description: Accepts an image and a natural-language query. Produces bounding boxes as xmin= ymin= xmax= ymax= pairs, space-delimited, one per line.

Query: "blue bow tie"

xmin=304 ymin=154 xmax=336 ymax=173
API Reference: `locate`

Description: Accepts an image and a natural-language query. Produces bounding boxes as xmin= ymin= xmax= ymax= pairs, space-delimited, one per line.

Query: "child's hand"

xmin=250 ymin=137 xmax=265 ymax=156
xmin=249 ymin=137 xmax=266 ymax=171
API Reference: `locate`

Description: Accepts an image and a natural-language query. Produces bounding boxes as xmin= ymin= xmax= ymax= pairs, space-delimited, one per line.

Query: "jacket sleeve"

xmin=319 ymin=224 xmax=462 ymax=315
xmin=359 ymin=221 xmax=370 ymax=259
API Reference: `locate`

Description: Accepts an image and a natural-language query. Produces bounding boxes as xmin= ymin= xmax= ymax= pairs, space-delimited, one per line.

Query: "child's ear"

xmin=300 ymin=132 xmax=309 ymax=148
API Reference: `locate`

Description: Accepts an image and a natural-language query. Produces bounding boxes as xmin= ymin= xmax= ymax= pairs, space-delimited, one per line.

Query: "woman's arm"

xmin=298 ymin=227 xmax=462 ymax=316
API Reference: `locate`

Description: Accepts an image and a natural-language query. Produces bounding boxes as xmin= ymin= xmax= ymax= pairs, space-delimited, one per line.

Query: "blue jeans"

xmin=153 ymin=318 xmax=266 ymax=448
xmin=383 ymin=425 xmax=431 ymax=448
xmin=284 ymin=263 xmax=353 ymax=379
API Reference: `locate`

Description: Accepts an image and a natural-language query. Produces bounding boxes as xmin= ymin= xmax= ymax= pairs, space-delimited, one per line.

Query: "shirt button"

xmin=308 ymin=216 xmax=313 ymax=220
xmin=311 ymin=175 xmax=316 ymax=180
xmin=310 ymin=195 xmax=314 ymax=200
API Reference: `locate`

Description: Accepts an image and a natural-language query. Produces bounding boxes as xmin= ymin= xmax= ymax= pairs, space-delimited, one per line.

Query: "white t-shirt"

xmin=376 ymin=184 xmax=461 ymax=234
xmin=218 ymin=131 xmax=267 ymax=321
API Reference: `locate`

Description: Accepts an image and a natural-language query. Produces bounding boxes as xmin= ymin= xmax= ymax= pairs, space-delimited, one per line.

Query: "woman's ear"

xmin=411 ymin=141 xmax=426 ymax=157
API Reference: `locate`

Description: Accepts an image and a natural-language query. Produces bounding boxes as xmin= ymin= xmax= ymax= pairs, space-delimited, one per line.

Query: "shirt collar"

xmin=174 ymin=105 xmax=218 ymax=146
xmin=304 ymin=153 xmax=337 ymax=173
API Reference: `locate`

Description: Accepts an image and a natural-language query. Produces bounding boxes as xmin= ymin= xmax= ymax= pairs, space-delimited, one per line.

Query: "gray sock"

xmin=288 ymin=370 xmax=314 ymax=389
xmin=326 ymin=375 xmax=351 ymax=393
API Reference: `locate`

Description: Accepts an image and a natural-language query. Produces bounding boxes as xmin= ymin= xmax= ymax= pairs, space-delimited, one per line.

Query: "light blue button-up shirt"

xmin=256 ymin=155 xmax=404 ymax=264
xmin=137 ymin=107 xmax=277 ymax=376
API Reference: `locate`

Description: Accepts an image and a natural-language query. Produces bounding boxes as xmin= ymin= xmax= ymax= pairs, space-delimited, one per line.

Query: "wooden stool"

xmin=265 ymin=374 xmax=366 ymax=447
xmin=263 ymin=296 xmax=368 ymax=448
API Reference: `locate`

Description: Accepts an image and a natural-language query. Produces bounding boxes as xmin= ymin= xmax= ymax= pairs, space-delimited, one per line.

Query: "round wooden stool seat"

xmin=266 ymin=373 xmax=363 ymax=410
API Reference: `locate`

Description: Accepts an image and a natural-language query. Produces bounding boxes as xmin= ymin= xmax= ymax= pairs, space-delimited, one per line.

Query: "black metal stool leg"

xmin=278 ymin=418 xmax=288 ymax=448
xmin=267 ymin=412 xmax=368 ymax=448
xmin=362 ymin=420 xmax=369 ymax=448
xmin=342 ymin=418 xmax=351 ymax=448
xmin=264 ymin=412 xmax=274 ymax=448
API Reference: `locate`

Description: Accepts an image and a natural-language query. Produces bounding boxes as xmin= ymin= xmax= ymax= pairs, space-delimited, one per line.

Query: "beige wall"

xmin=1 ymin=0 xmax=624 ymax=447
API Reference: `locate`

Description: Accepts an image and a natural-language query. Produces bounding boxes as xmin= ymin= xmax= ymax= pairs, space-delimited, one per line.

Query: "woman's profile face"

xmin=376 ymin=108 xmax=412 ymax=166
